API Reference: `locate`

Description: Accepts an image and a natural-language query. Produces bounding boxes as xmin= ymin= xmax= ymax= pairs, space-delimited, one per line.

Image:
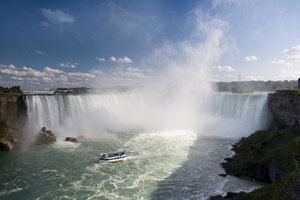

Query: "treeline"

xmin=214 ymin=80 xmax=298 ymax=93
xmin=0 ymin=86 xmax=23 ymax=94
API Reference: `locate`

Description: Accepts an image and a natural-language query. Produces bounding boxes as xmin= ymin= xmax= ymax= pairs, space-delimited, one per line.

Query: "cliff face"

xmin=0 ymin=94 xmax=27 ymax=150
xmin=267 ymin=90 xmax=300 ymax=127
xmin=0 ymin=94 xmax=27 ymax=121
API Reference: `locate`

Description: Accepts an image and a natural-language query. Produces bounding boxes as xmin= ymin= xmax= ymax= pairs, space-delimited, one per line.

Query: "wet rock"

xmin=0 ymin=140 xmax=14 ymax=151
xmin=209 ymin=194 xmax=223 ymax=199
xmin=224 ymin=192 xmax=238 ymax=198
xmin=41 ymin=127 xmax=46 ymax=132
xmin=65 ymin=137 xmax=77 ymax=142
xmin=35 ymin=127 xmax=56 ymax=145
xmin=269 ymin=163 xmax=287 ymax=182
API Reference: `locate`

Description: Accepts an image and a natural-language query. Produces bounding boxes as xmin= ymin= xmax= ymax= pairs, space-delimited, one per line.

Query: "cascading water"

xmin=0 ymin=91 xmax=273 ymax=200
xmin=25 ymin=91 xmax=273 ymax=138
xmin=202 ymin=92 xmax=274 ymax=137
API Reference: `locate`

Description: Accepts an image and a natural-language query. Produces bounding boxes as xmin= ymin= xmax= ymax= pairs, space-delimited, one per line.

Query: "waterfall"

xmin=211 ymin=92 xmax=272 ymax=126
xmin=203 ymin=92 xmax=274 ymax=137
xmin=25 ymin=91 xmax=273 ymax=138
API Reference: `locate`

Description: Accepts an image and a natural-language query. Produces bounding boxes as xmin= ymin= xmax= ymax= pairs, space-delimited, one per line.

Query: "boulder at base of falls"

xmin=35 ymin=127 xmax=56 ymax=145
xmin=65 ymin=137 xmax=77 ymax=142
xmin=0 ymin=140 xmax=14 ymax=151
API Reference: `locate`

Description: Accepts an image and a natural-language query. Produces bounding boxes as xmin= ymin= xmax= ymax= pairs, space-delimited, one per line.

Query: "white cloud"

xmin=41 ymin=9 xmax=75 ymax=25
xmin=10 ymin=77 xmax=39 ymax=81
xmin=282 ymin=45 xmax=300 ymax=62
xmin=116 ymin=71 xmax=144 ymax=78
xmin=67 ymin=72 xmax=96 ymax=80
xmin=59 ymin=62 xmax=77 ymax=68
xmin=271 ymin=60 xmax=285 ymax=64
xmin=116 ymin=57 xmax=133 ymax=63
xmin=127 ymin=67 xmax=140 ymax=72
xmin=43 ymin=67 xmax=64 ymax=74
xmin=244 ymin=56 xmax=258 ymax=61
xmin=10 ymin=77 xmax=24 ymax=81
xmin=270 ymin=60 xmax=293 ymax=67
xmin=279 ymin=69 xmax=300 ymax=78
xmin=110 ymin=56 xmax=133 ymax=63
xmin=0 ymin=65 xmax=49 ymax=78
xmin=245 ymin=76 xmax=263 ymax=81
xmin=89 ymin=70 xmax=104 ymax=75
xmin=37 ymin=51 xmax=46 ymax=55
xmin=0 ymin=64 xmax=16 ymax=69
xmin=0 ymin=64 xmax=65 ymax=82
xmin=212 ymin=65 xmax=237 ymax=72
xmin=41 ymin=77 xmax=53 ymax=82
xmin=96 ymin=57 xmax=105 ymax=61
xmin=110 ymin=57 xmax=116 ymax=62
xmin=53 ymin=75 xmax=68 ymax=82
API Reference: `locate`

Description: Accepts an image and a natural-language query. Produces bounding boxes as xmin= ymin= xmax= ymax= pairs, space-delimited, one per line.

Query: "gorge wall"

xmin=267 ymin=90 xmax=300 ymax=127
xmin=0 ymin=94 xmax=27 ymax=150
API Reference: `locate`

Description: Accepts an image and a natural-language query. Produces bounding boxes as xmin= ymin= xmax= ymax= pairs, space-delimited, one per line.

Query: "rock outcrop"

xmin=0 ymin=139 xmax=14 ymax=151
xmin=65 ymin=137 xmax=77 ymax=142
xmin=213 ymin=126 xmax=300 ymax=200
xmin=268 ymin=90 xmax=300 ymax=127
xmin=35 ymin=127 xmax=56 ymax=145
xmin=0 ymin=94 xmax=27 ymax=150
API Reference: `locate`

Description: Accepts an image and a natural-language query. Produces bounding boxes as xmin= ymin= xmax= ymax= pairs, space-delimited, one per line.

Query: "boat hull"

xmin=99 ymin=157 xmax=126 ymax=163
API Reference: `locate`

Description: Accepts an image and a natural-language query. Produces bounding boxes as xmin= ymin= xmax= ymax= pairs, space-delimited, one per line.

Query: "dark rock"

xmin=276 ymin=124 xmax=290 ymax=130
xmin=0 ymin=140 xmax=14 ymax=151
xmin=268 ymin=92 xmax=300 ymax=127
xmin=35 ymin=132 xmax=56 ymax=145
xmin=209 ymin=194 xmax=223 ymax=199
xmin=219 ymin=173 xmax=226 ymax=177
xmin=224 ymin=192 xmax=238 ymax=198
xmin=45 ymin=130 xmax=53 ymax=135
xmin=290 ymin=175 xmax=300 ymax=200
xmin=268 ymin=163 xmax=287 ymax=182
xmin=35 ymin=127 xmax=56 ymax=145
xmin=224 ymin=158 xmax=233 ymax=162
xmin=65 ymin=137 xmax=77 ymax=142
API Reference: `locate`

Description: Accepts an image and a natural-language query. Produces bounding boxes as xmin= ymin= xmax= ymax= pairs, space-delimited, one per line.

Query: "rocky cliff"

xmin=0 ymin=94 xmax=27 ymax=150
xmin=268 ymin=90 xmax=300 ymax=127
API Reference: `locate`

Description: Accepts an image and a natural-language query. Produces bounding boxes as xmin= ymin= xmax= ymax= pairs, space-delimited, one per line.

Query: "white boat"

xmin=99 ymin=152 xmax=126 ymax=163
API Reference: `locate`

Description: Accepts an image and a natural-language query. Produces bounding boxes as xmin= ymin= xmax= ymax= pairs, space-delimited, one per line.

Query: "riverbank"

xmin=210 ymin=90 xmax=300 ymax=199
xmin=210 ymin=126 xmax=300 ymax=199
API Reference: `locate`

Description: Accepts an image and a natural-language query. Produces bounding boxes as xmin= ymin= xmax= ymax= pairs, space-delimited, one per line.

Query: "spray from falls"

xmin=26 ymin=91 xmax=273 ymax=138
xmin=25 ymin=10 xmax=273 ymax=139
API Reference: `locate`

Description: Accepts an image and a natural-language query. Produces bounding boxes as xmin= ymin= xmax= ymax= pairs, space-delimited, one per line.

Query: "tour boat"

xmin=99 ymin=152 xmax=126 ymax=163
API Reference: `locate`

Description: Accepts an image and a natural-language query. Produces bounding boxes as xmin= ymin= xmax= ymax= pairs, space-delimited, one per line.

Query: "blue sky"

xmin=1 ymin=0 xmax=300 ymax=89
